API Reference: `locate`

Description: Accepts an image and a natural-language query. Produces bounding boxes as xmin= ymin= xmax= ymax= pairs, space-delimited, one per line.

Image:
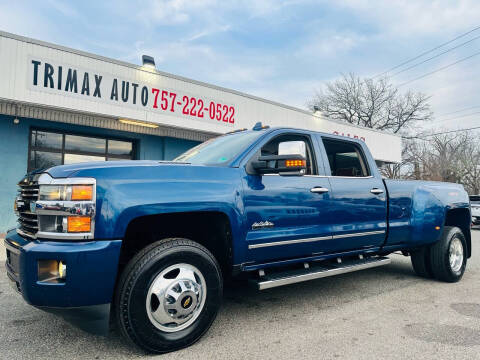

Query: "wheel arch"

xmin=117 ymin=211 xmax=234 ymax=278
xmin=444 ymin=207 xmax=471 ymax=258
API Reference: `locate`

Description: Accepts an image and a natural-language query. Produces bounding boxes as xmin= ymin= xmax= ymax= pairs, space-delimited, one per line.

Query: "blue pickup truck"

xmin=5 ymin=124 xmax=471 ymax=353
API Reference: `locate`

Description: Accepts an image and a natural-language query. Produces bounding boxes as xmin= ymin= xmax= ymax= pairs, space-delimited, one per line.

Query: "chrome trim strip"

xmin=332 ymin=230 xmax=385 ymax=239
xmin=266 ymin=174 xmax=375 ymax=179
xmin=248 ymin=235 xmax=333 ymax=249
xmin=328 ymin=175 xmax=374 ymax=179
xmin=257 ymin=257 xmax=391 ymax=290
xmin=35 ymin=231 xmax=94 ymax=240
xmin=38 ymin=174 xmax=96 ymax=185
xmin=35 ymin=201 xmax=95 ymax=217
xmin=248 ymin=230 xmax=385 ymax=249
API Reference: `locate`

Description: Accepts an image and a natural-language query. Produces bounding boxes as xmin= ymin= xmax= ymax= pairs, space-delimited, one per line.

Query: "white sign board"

xmin=27 ymin=57 xmax=236 ymax=128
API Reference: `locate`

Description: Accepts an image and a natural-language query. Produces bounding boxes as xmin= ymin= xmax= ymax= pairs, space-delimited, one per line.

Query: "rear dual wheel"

xmin=411 ymin=226 xmax=467 ymax=282
xmin=114 ymin=238 xmax=222 ymax=353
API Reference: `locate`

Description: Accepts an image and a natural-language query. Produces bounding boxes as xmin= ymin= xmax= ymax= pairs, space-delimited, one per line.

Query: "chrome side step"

xmin=252 ymin=256 xmax=391 ymax=290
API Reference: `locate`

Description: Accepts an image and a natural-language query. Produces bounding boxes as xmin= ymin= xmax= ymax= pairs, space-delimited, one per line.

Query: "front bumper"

xmin=4 ymin=230 xmax=122 ymax=307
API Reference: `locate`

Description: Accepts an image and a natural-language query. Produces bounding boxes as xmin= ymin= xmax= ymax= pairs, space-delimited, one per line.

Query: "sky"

xmin=0 ymin=0 xmax=479 ymax=132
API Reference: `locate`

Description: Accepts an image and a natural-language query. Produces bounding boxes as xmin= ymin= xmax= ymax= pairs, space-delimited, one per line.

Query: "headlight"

xmin=33 ymin=176 xmax=96 ymax=240
xmin=39 ymin=185 xmax=93 ymax=201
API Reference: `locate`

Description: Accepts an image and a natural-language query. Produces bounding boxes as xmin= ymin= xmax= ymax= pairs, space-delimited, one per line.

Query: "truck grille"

xmin=16 ymin=178 xmax=39 ymax=239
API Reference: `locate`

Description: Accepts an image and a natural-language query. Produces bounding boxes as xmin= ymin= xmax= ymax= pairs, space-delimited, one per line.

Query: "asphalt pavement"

xmin=1 ymin=231 xmax=480 ymax=360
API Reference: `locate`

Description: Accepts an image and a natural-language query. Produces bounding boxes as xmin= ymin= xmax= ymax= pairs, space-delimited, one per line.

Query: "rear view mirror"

xmin=252 ymin=154 xmax=306 ymax=176
xmin=278 ymin=141 xmax=306 ymax=158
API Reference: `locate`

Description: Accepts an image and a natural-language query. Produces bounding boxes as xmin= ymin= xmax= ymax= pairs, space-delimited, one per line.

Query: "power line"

xmin=405 ymin=125 xmax=480 ymax=140
xmin=435 ymin=105 xmax=480 ymax=118
xmin=397 ymin=50 xmax=480 ymax=87
xmin=433 ymin=110 xmax=480 ymax=123
xmin=373 ymin=24 xmax=480 ymax=78
xmin=390 ymin=34 xmax=480 ymax=77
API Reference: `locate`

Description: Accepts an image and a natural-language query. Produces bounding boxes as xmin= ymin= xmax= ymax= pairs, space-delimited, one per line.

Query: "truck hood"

xmin=45 ymin=160 xmax=191 ymax=178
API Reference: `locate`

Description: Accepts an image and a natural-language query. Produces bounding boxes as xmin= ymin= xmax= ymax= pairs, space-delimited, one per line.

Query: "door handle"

xmin=370 ymin=188 xmax=384 ymax=195
xmin=311 ymin=187 xmax=329 ymax=194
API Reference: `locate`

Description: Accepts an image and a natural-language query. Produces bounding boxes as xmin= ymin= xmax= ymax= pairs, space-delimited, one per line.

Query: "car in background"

xmin=470 ymin=195 xmax=480 ymax=227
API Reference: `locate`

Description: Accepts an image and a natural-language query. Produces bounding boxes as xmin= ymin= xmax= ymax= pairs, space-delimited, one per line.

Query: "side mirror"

xmin=252 ymin=154 xmax=306 ymax=176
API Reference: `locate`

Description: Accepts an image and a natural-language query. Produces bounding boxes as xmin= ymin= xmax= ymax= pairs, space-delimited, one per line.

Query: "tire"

xmin=410 ymin=246 xmax=433 ymax=278
xmin=114 ymin=238 xmax=223 ymax=353
xmin=429 ymin=226 xmax=467 ymax=283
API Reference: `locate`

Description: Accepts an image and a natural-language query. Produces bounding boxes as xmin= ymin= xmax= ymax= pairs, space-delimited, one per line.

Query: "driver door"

xmin=241 ymin=132 xmax=334 ymax=263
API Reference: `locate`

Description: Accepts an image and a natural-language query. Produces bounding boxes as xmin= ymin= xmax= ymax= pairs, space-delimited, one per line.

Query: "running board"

xmin=252 ymin=256 xmax=391 ymax=290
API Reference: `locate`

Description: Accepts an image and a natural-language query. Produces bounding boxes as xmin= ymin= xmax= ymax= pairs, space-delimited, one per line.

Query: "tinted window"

xmin=108 ymin=140 xmax=133 ymax=156
xmin=322 ymin=139 xmax=369 ymax=177
xmin=31 ymin=130 xmax=63 ymax=149
xmin=470 ymin=196 xmax=480 ymax=203
xmin=65 ymin=135 xmax=106 ymax=154
xmin=28 ymin=129 xmax=135 ymax=172
xmin=29 ymin=151 xmax=62 ymax=170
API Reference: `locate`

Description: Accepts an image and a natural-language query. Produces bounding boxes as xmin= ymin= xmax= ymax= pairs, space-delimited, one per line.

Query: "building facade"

xmin=0 ymin=31 xmax=401 ymax=231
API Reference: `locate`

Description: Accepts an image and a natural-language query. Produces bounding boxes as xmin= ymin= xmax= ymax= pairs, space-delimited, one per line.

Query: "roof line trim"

xmin=0 ymin=30 xmax=313 ymax=116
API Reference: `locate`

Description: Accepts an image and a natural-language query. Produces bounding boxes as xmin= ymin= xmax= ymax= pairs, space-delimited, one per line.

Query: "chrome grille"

xmin=16 ymin=179 xmax=39 ymax=239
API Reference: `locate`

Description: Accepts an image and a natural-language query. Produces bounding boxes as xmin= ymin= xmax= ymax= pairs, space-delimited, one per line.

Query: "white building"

xmin=0 ymin=30 xmax=401 ymax=231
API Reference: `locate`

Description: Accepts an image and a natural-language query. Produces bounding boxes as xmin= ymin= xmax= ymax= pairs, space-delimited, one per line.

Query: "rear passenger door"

xmin=316 ymin=136 xmax=387 ymax=252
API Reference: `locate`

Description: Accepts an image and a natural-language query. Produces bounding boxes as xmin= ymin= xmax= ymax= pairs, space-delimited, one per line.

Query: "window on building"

xmin=322 ymin=139 xmax=370 ymax=177
xmin=28 ymin=129 xmax=134 ymax=172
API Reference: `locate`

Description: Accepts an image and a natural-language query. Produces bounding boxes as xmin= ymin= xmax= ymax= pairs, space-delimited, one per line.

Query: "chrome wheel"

xmin=449 ymin=237 xmax=464 ymax=274
xmin=146 ymin=263 xmax=206 ymax=333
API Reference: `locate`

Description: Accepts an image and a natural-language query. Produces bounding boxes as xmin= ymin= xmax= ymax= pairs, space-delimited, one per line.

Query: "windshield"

xmin=174 ymin=131 xmax=264 ymax=165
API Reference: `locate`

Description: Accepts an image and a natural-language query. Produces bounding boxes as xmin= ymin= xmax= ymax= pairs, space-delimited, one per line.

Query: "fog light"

xmin=58 ymin=261 xmax=67 ymax=280
xmin=38 ymin=260 xmax=66 ymax=283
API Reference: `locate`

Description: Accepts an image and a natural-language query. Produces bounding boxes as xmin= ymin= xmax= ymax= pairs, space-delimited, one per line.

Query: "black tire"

xmin=410 ymin=246 xmax=433 ymax=278
xmin=114 ymin=238 xmax=223 ymax=354
xmin=430 ymin=226 xmax=467 ymax=283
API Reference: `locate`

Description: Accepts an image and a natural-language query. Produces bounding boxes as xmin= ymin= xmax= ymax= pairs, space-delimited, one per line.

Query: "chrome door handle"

xmin=311 ymin=187 xmax=329 ymax=194
xmin=370 ymin=188 xmax=384 ymax=195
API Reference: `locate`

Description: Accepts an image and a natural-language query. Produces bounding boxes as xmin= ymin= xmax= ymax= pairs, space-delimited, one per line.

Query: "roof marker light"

xmin=252 ymin=122 xmax=270 ymax=131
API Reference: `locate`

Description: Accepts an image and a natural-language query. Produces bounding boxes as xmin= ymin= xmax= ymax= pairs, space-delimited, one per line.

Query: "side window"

xmin=322 ymin=139 xmax=370 ymax=177
xmin=261 ymin=135 xmax=317 ymax=175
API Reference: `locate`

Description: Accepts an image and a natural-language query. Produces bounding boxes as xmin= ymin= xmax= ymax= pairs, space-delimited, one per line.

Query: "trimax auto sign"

xmin=28 ymin=57 xmax=236 ymax=127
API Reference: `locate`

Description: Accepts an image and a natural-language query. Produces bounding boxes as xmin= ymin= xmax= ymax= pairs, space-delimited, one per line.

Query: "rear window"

xmin=470 ymin=195 xmax=480 ymax=203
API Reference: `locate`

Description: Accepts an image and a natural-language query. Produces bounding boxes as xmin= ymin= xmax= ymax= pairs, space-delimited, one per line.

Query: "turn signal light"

xmin=285 ymin=159 xmax=306 ymax=167
xmin=71 ymin=185 xmax=93 ymax=201
xmin=67 ymin=216 xmax=91 ymax=232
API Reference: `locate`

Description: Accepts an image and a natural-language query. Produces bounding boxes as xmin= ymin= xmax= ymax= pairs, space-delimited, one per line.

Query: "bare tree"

xmin=399 ymin=132 xmax=480 ymax=193
xmin=309 ymin=72 xmax=480 ymax=192
xmin=309 ymin=73 xmax=432 ymax=134
xmin=458 ymin=135 xmax=480 ymax=194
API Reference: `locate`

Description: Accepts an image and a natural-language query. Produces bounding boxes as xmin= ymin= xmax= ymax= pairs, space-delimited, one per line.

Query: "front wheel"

xmin=114 ymin=238 xmax=223 ymax=353
xmin=430 ymin=226 xmax=467 ymax=283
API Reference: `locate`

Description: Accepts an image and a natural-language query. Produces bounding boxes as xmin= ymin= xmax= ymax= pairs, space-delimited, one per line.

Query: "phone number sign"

xmin=28 ymin=57 xmax=236 ymax=127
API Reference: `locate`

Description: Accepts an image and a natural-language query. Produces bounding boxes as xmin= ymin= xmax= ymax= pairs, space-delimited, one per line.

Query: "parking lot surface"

xmin=1 ymin=231 xmax=480 ymax=360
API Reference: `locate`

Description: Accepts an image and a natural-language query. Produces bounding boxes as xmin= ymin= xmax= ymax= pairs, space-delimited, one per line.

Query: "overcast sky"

xmin=0 ymin=0 xmax=479 ymax=131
